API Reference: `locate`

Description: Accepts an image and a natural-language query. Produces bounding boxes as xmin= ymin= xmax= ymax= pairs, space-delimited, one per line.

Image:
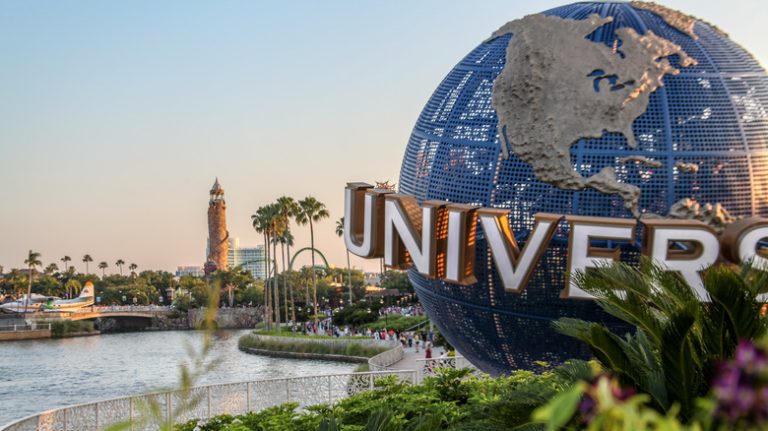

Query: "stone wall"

xmin=0 ymin=329 xmax=51 ymax=341
xmin=100 ymin=307 xmax=264 ymax=332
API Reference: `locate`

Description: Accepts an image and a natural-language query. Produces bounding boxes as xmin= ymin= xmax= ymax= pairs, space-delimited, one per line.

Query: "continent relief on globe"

xmin=488 ymin=13 xmax=696 ymax=218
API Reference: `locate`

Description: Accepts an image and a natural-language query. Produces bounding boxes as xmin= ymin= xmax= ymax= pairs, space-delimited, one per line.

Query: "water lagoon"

xmin=0 ymin=329 xmax=356 ymax=425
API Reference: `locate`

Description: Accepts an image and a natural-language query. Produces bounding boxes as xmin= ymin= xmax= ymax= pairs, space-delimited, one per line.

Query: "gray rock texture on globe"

xmin=398 ymin=1 xmax=768 ymax=375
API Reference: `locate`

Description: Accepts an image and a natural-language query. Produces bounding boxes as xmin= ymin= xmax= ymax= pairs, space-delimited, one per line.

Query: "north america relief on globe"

xmin=398 ymin=1 xmax=768 ymax=374
xmin=489 ymin=13 xmax=695 ymax=218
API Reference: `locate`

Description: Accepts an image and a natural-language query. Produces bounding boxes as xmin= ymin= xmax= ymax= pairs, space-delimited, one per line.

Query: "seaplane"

xmin=0 ymin=282 xmax=95 ymax=314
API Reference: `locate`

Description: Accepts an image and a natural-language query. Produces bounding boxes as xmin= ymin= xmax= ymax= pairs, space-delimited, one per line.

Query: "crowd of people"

xmin=377 ymin=305 xmax=424 ymax=317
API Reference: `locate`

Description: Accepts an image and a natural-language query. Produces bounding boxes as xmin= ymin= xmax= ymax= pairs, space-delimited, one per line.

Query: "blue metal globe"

xmin=398 ymin=2 xmax=768 ymax=375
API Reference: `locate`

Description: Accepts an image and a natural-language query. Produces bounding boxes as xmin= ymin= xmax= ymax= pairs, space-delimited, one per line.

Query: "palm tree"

xmin=98 ymin=261 xmax=108 ymax=277
xmin=265 ymin=204 xmax=283 ymax=328
xmin=296 ymin=196 xmax=329 ymax=328
xmin=336 ymin=217 xmax=353 ymax=304
xmin=60 ymin=255 xmax=71 ymax=273
xmin=554 ymin=259 xmax=768 ymax=420
xmin=129 ymin=263 xmax=138 ymax=278
xmin=44 ymin=262 xmax=59 ymax=276
xmin=82 ymin=254 xmax=93 ymax=274
xmin=252 ymin=206 xmax=273 ymax=330
xmin=115 ymin=259 xmax=125 ymax=275
xmin=65 ymin=279 xmax=82 ymax=298
xmin=276 ymin=196 xmax=299 ymax=325
xmin=23 ymin=250 xmax=42 ymax=316
xmin=278 ymin=229 xmax=295 ymax=326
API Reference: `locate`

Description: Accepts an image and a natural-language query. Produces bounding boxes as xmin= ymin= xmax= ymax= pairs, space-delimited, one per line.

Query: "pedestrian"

xmin=425 ymin=342 xmax=432 ymax=359
xmin=415 ymin=334 xmax=421 ymax=352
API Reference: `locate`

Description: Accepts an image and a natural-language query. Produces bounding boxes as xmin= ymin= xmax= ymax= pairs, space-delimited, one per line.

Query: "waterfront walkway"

xmin=391 ymin=345 xmax=448 ymax=372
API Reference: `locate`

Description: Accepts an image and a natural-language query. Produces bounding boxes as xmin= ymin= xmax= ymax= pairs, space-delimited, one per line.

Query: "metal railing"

xmin=0 ymin=323 xmax=51 ymax=332
xmin=415 ymin=356 xmax=477 ymax=379
xmin=0 ymin=370 xmax=417 ymax=431
xmin=368 ymin=343 xmax=405 ymax=371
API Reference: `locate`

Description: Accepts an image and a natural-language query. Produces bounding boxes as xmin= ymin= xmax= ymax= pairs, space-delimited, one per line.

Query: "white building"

xmin=176 ymin=266 xmax=205 ymax=278
xmin=205 ymin=237 xmax=266 ymax=279
xmin=227 ymin=238 xmax=266 ymax=279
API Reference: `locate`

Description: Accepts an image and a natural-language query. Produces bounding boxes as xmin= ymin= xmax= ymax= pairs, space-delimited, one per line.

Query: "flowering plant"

xmin=711 ymin=340 xmax=768 ymax=428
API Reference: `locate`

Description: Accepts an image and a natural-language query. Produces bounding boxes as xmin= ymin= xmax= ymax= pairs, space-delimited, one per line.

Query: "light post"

xmin=380 ymin=297 xmax=388 ymax=329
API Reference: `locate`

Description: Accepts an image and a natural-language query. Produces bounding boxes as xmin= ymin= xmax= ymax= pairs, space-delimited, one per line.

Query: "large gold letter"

xmin=642 ymin=219 xmax=719 ymax=301
xmin=564 ymin=216 xmax=637 ymax=299
xmin=384 ymin=195 xmax=447 ymax=277
xmin=721 ymin=217 xmax=768 ymax=270
xmin=344 ymin=182 xmax=392 ymax=258
xmin=479 ymin=210 xmax=562 ymax=293
xmin=445 ymin=204 xmax=479 ymax=285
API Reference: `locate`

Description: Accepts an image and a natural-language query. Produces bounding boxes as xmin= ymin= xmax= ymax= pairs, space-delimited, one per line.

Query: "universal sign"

xmin=343 ymin=182 xmax=768 ymax=301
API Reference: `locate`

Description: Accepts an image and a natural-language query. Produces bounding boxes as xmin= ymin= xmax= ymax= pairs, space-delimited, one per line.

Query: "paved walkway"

xmin=391 ymin=345 xmax=448 ymax=371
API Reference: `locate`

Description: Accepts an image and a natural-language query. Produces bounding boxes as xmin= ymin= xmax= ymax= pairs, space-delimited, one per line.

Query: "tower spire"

xmin=206 ymin=177 xmax=229 ymax=273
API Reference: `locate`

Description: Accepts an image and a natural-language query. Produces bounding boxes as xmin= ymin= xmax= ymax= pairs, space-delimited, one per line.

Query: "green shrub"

xmin=554 ymin=261 xmax=768 ymax=420
xmin=363 ymin=315 xmax=428 ymax=332
xmin=172 ymin=365 xmax=582 ymax=431
xmin=50 ymin=320 xmax=95 ymax=336
xmin=238 ymin=334 xmax=388 ymax=358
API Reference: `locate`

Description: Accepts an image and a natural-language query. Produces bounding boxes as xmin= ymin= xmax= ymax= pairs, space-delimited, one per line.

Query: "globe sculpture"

xmin=398 ymin=1 xmax=768 ymax=375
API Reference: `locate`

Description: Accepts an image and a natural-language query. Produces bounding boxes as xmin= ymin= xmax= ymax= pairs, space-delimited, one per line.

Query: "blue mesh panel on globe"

xmin=397 ymin=2 xmax=768 ymax=374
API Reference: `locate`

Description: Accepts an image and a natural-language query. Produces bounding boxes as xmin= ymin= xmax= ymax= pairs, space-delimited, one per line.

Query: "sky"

xmin=1 ymin=0 xmax=767 ymax=274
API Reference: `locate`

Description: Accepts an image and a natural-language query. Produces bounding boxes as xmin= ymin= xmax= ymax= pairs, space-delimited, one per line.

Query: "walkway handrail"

xmin=401 ymin=318 xmax=430 ymax=332
xmin=0 ymin=370 xmax=417 ymax=431
xmin=368 ymin=343 xmax=405 ymax=371
xmin=415 ymin=356 xmax=479 ymax=380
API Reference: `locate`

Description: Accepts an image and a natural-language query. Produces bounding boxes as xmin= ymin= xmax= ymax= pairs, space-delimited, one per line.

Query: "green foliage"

xmin=529 ymin=373 xmax=750 ymax=431
xmin=170 ymin=365 xmax=583 ymax=431
xmin=380 ymin=270 xmax=413 ymax=293
xmin=531 ymin=383 xmax=585 ymax=431
xmin=363 ymin=315 xmax=428 ymax=332
xmin=238 ymin=333 xmax=388 ymax=358
xmin=255 ymin=329 xmax=366 ymax=339
xmin=553 ymin=260 xmax=768 ymax=420
xmin=49 ymin=320 xmax=96 ymax=336
xmin=332 ymin=301 xmax=382 ymax=327
xmin=424 ymin=368 xmax=474 ymax=404
xmin=235 ymin=283 xmax=264 ymax=307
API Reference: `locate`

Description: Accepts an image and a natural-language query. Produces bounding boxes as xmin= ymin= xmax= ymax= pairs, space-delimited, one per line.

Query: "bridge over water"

xmin=27 ymin=306 xmax=174 ymax=321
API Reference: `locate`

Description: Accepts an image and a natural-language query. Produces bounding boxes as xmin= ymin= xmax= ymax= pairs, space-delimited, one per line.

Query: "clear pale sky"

xmin=1 ymin=1 xmax=766 ymax=274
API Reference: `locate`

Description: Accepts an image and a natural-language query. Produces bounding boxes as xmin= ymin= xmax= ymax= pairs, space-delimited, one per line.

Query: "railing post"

xmin=286 ymin=379 xmax=291 ymax=403
xmin=207 ymin=386 xmax=212 ymax=419
xmin=166 ymin=392 xmax=172 ymax=426
xmin=369 ymin=373 xmax=374 ymax=390
xmin=327 ymin=375 xmax=332 ymax=404
xmin=130 ymin=397 xmax=134 ymax=431
xmin=63 ymin=408 xmax=68 ymax=431
xmin=247 ymin=382 xmax=252 ymax=412
xmin=95 ymin=402 xmax=99 ymax=430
